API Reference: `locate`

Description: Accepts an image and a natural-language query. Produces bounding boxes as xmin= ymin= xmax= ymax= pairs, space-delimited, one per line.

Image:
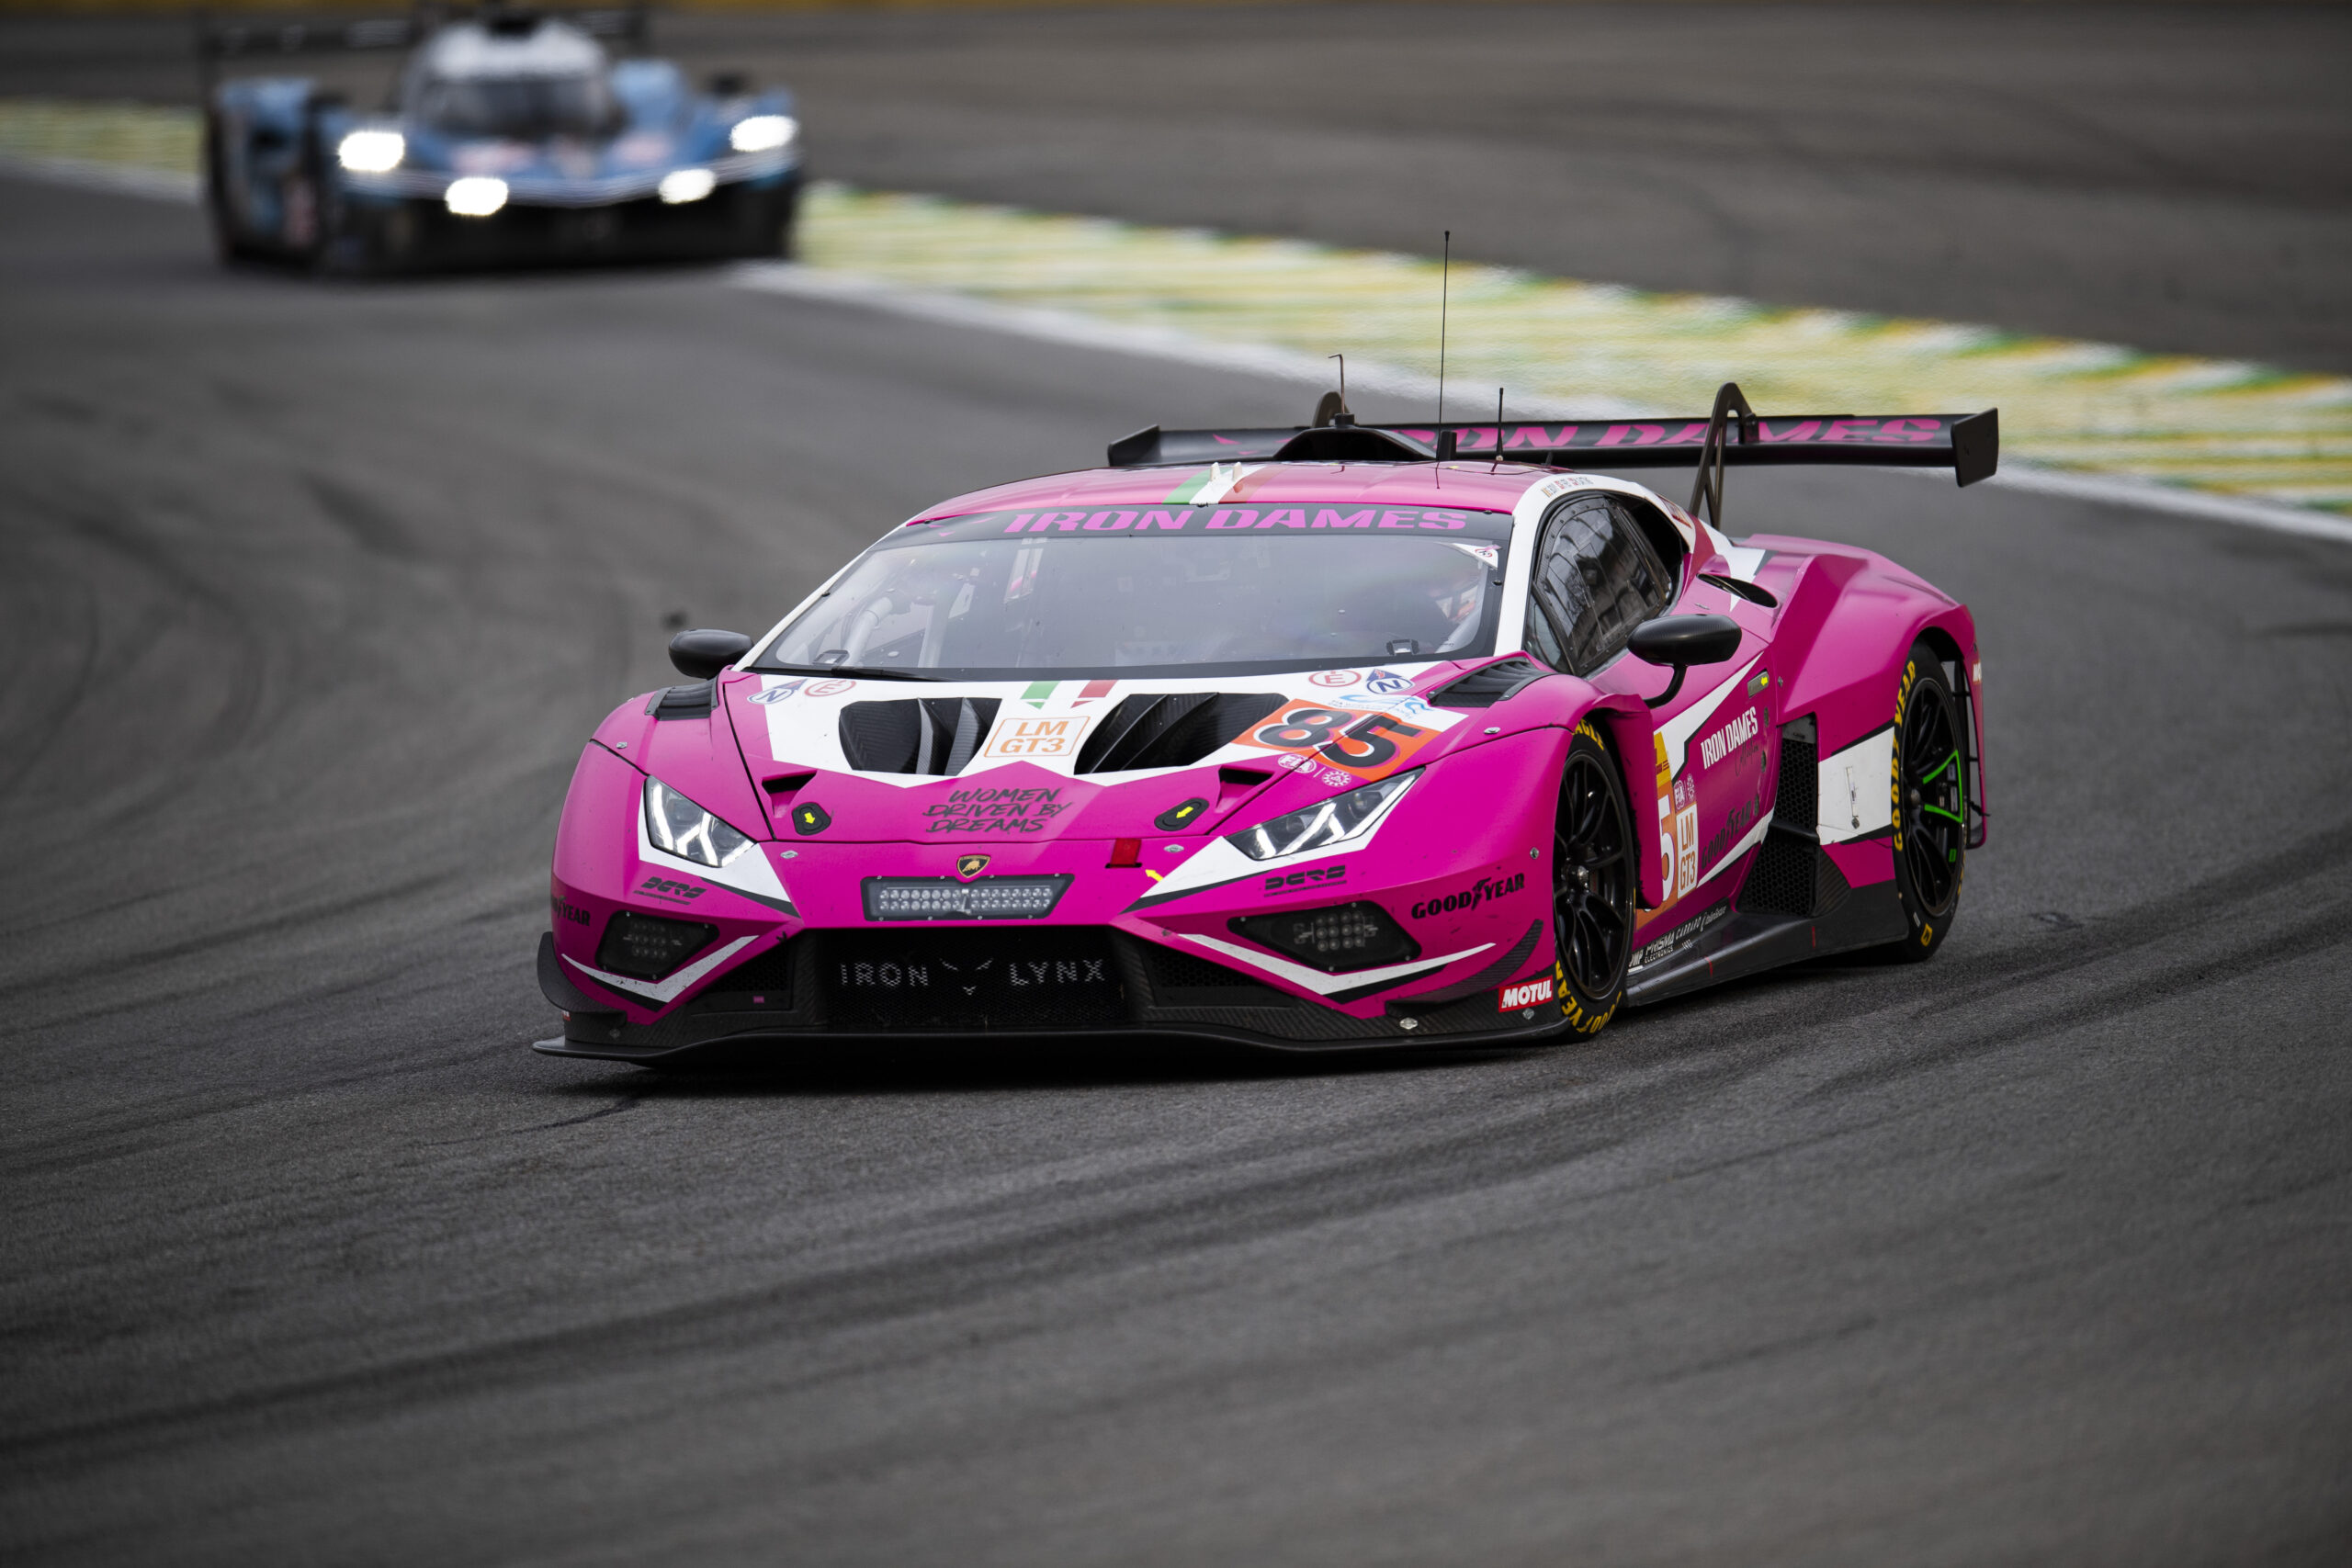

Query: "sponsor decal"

xmin=1363 ymin=668 xmax=1413 ymax=696
xmin=1632 ymin=901 xmax=1732 ymax=970
xmin=749 ymin=679 xmax=806 ymax=705
xmin=1700 ymin=785 xmax=1766 ymax=873
xmin=551 ymin=895 xmax=590 ymax=926
xmin=977 ymin=712 xmax=1093 ymax=761
xmin=1237 ymin=701 xmax=1444 ymax=781
xmin=1271 ymin=751 xmax=1358 ymax=788
xmin=639 ymin=874 xmax=707 ymax=903
xmin=1262 ymin=863 xmax=1347 ymax=897
xmin=1409 ymin=871 xmax=1527 ymax=919
xmin=956 ymin=853 xmax=990 ymax=880
xmin=806 ymin=678 xmax=856 ymax=698
xmin=923 ymin=784 xmax=1074 ymax=835
xmin=1698 ymin=705 xmax=1760 ymax=770
xmin=975 ymin=504 xmax=1496 ymax=536
xmin=837 ymin=955 xmax=1111 ymax=991
xmin=1674 ymin=804 xmax=1700 ymax=897
xmin=1309 ymin=668 xmax=1363 ymax=688
xmin=1497 ymin=973 xmax=1555 ymax=1013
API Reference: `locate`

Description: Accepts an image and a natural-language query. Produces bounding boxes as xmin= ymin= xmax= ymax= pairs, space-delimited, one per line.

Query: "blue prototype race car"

xmin=199 ymin=6 xmax=803 ymax=273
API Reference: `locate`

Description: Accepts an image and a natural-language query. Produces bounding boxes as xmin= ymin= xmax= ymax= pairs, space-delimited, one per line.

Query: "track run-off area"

xmin=3 ymin=7 xmax=2349 ymax=1563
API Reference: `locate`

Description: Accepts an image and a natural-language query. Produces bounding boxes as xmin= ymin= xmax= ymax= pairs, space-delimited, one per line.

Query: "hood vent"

xmin=1076 ymin=693 xmax=1286 ymax=773
xmin=1432 ymin=658 xmax=1547 ymax=708
xmin=838 ymin=697 xmax=1002 ymax=775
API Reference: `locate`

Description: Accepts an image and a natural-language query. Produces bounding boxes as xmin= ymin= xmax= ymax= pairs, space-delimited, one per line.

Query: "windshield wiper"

xmin=759 ymin=661 xmax=943 ymax=682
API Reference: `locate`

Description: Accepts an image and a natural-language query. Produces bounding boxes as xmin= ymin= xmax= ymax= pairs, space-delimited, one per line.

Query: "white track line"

xmin=736 ymin=262 xmax=2352 ymax=547
xmin=6 ymin=152 xmax=2341 ymax=549
xmin=0 ymin=152 xmax=198 ymax=202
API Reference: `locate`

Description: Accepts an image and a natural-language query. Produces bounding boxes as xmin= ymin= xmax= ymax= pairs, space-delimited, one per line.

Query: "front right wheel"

xmin=1553 ymin=721 xmax=1635 ymax=1036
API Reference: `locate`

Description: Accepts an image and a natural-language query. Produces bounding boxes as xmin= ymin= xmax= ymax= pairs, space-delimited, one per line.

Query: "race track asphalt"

xmin=5 ymin=13 xmax=2352 ymax=1564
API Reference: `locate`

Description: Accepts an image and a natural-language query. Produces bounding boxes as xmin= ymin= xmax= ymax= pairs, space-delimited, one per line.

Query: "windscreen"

xmin=760 ymin=504 xmax=1512 ymax=680
xmin=412 ymin=73 xmax=619 ymax=139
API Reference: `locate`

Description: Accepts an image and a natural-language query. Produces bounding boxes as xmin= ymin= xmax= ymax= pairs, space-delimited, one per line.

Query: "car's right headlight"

xmin=729 ymin=114 xmax=797 ymax=153
xmin=644 ymin=777 xmax=755 ymax=868
xmin=336 ymin=130 xmax=404 ymax=173
xmin=1226 ymin=770 xmax=1419 ymax=862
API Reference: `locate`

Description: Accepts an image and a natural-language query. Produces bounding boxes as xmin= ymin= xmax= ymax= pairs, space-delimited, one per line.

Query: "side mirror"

xmin=668 ymin=627 xmax=753 ymax=680
xmin=1627 ymin=614 xmax=1742 ymax=709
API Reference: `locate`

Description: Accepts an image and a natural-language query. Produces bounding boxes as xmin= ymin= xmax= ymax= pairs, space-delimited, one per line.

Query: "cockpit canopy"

xmin=401 ymin=18 xmax=619 ymax=141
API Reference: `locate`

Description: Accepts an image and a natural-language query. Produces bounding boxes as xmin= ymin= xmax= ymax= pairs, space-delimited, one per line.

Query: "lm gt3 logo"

xmin=639 ymin=875 xmax=706 ymax=901
xmin=1497 ymin=975 xmax=1555 ymax=1012
xmin=1263 ymin=863 xmax=1347 ymax=896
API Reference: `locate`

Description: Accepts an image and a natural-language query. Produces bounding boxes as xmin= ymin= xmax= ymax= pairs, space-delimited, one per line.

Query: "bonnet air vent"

xmin=1431 ymin=659 xmax=1547 ymax=708
xmin=1075 ymin=693 xmax=1286 ymax=774
xmin=838 ymin=697 xmax=1002 ymax=775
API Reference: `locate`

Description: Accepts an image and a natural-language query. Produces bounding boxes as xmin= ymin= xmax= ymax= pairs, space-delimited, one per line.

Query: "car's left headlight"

xmin=644 ymin=776 xmax=755 ymax=868
xmin=337 ymin=129 xmax=404 ymax=173
xmin=1227 ymin=770 xmax=1419 ymax=862
xmin=729 ymin=114 xmax=797 ymax=153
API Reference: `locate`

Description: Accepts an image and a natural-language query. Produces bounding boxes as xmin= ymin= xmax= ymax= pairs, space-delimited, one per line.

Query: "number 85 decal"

xmin=1241 ymin=703 xmax=1438 ymax=777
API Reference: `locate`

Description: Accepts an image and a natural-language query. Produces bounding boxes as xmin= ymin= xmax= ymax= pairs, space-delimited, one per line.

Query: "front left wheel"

xmin=1553 ymin=721 xmax=1635 ymax=1036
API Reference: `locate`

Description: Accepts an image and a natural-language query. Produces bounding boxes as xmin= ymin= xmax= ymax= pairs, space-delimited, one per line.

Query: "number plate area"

xmin=821 ymin=929 xmax=1126 ymax=1031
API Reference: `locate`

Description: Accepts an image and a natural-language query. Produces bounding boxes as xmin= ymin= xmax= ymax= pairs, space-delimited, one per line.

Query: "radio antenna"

xmin=1436 ymin=231 xmax=1451 ymax=428
xmin=1327 ymin=353 xmax=1350 ymax=423
xmin=1494 ymin=386 xmax=1505 ymax=465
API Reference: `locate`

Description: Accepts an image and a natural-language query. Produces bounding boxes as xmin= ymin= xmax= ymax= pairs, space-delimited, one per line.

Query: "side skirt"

xmin=1624 ymin=881 xmax=1905 ymax=1006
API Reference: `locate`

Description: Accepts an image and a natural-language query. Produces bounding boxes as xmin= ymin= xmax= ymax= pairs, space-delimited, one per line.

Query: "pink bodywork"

xmin=548 ymin=462 xmax=1982 ymax=1032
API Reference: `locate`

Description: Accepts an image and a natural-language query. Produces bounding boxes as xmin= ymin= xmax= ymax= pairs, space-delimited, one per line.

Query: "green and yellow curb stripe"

xmin=7 ymin=97 xmax=2347 ymax=519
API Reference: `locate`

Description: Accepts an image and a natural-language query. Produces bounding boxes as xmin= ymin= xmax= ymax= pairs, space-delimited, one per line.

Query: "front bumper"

xmin=335 ymin=169 xmax=799 ymax=266
xmin=533 ymin=924 xmax=1566 ymax=1062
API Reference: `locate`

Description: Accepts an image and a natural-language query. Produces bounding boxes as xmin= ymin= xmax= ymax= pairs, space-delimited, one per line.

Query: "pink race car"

xmin=536 ymin=385 xmax=1995 ymax=1062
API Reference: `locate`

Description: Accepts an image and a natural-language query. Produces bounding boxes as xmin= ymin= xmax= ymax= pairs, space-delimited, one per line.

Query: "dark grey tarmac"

xmin=4 ymin=7 xmax=2352 ymax=1563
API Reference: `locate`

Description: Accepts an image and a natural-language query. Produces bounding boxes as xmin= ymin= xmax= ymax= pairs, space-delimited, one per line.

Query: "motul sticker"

xmin=1498 ymin=974 xmax=1556 ymax=1012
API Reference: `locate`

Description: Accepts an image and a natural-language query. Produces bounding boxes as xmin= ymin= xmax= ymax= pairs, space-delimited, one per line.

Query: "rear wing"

xmin=195 ymin=5 xmax=652 ymax=83
xmin=1108 ymin=383 xmax=1998 ymax=526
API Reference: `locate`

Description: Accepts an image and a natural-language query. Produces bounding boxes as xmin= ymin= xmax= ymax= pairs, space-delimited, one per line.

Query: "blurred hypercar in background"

xmin=536 ymin=385 xmax=1998 ymax=1065
xmin=200 ymin=5 xmax=802 ymax=273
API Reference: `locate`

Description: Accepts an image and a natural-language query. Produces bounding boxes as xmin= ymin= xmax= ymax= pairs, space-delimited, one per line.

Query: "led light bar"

xmin=863 ymin=875 xmax=1073 ymax=922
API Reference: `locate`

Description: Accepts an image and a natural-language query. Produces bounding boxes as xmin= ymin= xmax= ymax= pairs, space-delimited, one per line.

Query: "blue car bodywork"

xmin=201 ymin=7 xmax=803 ymax=273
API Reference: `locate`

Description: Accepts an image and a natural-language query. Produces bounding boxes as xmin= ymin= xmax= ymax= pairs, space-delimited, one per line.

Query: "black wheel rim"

xmin=1901 ymin=676 xmax=1965 ymax=914
xmin=1555 ymin=752 xmax=1633 ymax=998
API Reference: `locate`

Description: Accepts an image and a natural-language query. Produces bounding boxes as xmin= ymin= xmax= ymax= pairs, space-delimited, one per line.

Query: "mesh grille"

xmin=821 ymin=929 xmax=1125 ymax=1030
xmin=1137 ymin=941 xmax=1294 ymax=1001
xmin=703 ymin=941 xmax=795 ymax=1007
xmin=1740 ymin=834 xmax=1817 ymax=917
xmin=1776 ymin=730 xmax=1817 ymax=830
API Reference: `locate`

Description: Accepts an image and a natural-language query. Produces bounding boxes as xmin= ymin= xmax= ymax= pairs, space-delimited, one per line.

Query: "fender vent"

xmin=838 ymin=697 xmax=1001 ymax=775
xmin=1075 ymin=692 xmax=1286 ymax=773
xmin=1432 ymin=658 xmax=1547 ymax=708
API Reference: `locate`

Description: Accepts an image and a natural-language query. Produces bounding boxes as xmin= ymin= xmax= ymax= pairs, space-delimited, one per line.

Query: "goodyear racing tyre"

xmin=1887 ymin=639 xmax=1967 ymax=962
xmin=1554 ymin=722 xmax=1635 ymax=1036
